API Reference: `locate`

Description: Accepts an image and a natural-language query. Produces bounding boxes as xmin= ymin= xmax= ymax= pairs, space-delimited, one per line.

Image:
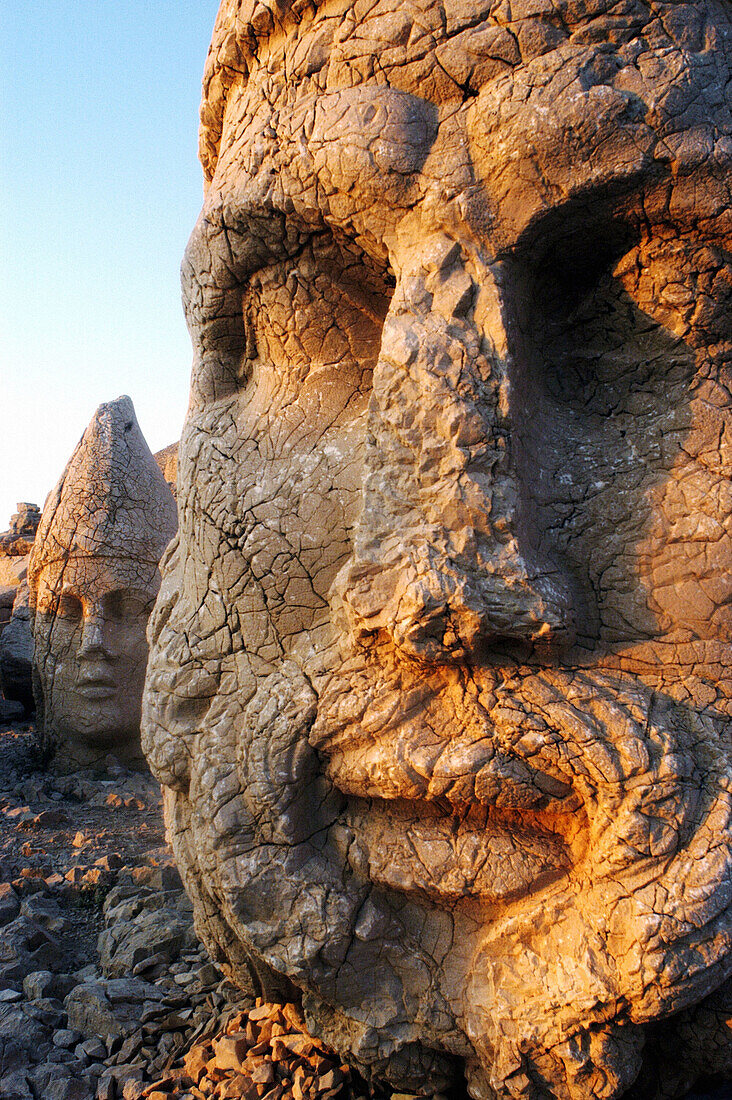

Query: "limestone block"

xmin=30 ymin=397 xmax=177 ymax=771
xmin=142 ymin=3 xmax=732 ymax=1098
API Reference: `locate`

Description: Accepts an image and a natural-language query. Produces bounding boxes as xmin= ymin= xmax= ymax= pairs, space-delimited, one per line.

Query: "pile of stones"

xmin=0 ymin=504 xmax=40 ymax=558
xmin=137 ymin=1001 xmax=380 ymax=1100
xmin=0 ymin=722 xmax=244 ymax=1100
xmin=0 ymin=869 xmax=246 ymax=1100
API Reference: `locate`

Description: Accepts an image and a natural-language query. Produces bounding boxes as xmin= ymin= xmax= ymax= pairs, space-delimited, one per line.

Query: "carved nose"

xmin=332 ymin=232 xmax=575 ymax=662
xmin=79 ymin=609 xmax=108 ymax=658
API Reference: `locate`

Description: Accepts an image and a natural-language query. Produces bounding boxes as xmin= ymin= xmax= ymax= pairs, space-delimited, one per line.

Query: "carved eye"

xmin=188 ymin=229 xmax=392 ymax=408
xmin=510 ymin=219 xmax=701 ymax=418
xmin=104 ymin=590 xmax=152 ymax=622
xmin=245 ymin=259 xmax=388 ymax=386
xmin=531 ymin=222 xmax=633 ymax=321
xmin=56 ymin=593 xmax=82 ymax=621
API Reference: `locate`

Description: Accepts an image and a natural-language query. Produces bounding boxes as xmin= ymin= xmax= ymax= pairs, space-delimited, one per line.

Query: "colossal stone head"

xmin=31 ymin=396 xmax=177 ymax=770
xmin=143 ymin=2 xmax=732 ymax=1096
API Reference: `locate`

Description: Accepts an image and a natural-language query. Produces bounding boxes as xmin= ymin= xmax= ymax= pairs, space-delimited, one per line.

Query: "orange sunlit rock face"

xmin=143 ymin=3 xmax=732 ymax=1098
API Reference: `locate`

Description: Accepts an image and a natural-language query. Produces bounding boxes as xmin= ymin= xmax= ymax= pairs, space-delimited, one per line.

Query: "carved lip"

xmin=75 ymin=676 xmax=117 ymax=700
xmin=310 ymin=663 xmax=589 ymax=902
xmin=345 ymin=796 xmax=573 ymax=904
xmin=316 ymin=727 xmax=578 ymax=904
xmin=321 ymin=736 xmax=572 ymax=810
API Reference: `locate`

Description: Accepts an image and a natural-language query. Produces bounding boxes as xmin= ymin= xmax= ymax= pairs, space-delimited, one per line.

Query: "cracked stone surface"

xmin=142 ymin=3 xmax=732 ymax=1098
xmin=31 ymin=397 xmax=177 ymax=772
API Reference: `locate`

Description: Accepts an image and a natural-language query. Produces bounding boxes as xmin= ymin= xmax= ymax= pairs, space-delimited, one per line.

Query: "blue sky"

xmin=1 ymin=2 xmax=220 ymax=527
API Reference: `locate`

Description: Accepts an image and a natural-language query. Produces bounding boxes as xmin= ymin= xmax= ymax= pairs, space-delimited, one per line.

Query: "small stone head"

xmin=30 ymin=396 xmax=177 ymax=770
xmin=144 ymin=3 xmax=732 ymax=1097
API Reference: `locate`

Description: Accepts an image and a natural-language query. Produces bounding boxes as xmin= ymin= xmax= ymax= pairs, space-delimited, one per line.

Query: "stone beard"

xmin=142 ymin=2 xmax=732 ymax=1097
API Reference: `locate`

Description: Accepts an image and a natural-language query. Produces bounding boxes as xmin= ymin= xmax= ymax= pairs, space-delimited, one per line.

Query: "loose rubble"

xmin=0 ymin=720 xmax=246 ymax=1100
xmin=0 ymin=722 xmax=389 ymax=1100
xmin=137 ymin=1000 xmax=381 ymax=1100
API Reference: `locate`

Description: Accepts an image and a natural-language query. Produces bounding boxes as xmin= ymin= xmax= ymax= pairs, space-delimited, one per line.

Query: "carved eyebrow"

xmin=182 ymin=194 xmax=324 ymax=298
xmin=496 ymin=168 xmax=663 ymax=262
xmin=494 ymin=144 xmax=732 ymax=260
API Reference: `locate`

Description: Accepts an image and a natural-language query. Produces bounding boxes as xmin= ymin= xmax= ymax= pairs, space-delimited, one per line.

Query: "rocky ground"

xmin=0 ymin=719 xmax=728 ymax=1100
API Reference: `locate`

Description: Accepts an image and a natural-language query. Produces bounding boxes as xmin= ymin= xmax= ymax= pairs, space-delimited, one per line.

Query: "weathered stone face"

xmin=33 ymin=557 xmax=158 ymax=764
xmin=32 ymin=397 xmax=177 ymax=770
xmin=143 ymin=3 xmax=732 ymax=1097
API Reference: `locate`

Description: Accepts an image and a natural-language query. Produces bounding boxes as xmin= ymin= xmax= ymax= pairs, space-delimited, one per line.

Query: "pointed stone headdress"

xmin=29 ymin=396 xmax=177 ymax=588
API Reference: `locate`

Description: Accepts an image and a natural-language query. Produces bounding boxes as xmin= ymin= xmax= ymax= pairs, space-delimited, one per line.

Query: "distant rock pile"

xmin=153 ymin=444 xmax=178 ymax=500
xmin=0 ymin=720 xmax=242 ymax=1100
xmin=0 ymin=504 xmax=40 ymax=558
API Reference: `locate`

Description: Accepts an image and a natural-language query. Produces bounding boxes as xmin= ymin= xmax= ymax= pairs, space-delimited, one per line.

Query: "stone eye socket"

xmin=528 ymin=220 xmax=634 ymax=322
xmin=243 ymin=257 xmax=390 ymax=388
xmin=512 ymin=219 xmax=699 ymax=416
xmin=103 ymin=590 xmax=152 ymax=622
xmin=55 ymin=592 xmax=83 ymax=621
xmin=189 ymin=234 xmax=392 ymax=407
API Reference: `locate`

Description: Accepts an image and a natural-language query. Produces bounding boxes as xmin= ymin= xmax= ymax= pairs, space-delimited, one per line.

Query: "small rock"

xmin=0 ymin=988 xmax=22 ymax=1002
xmin=196 ymin=962 xmax=220 ymax=986
xmin=53 ymin=1027 xmax=82 ymax=1048
xmin=95 ymin=1077 xmax=116 ymax=1100
xmin=0 ymin=882 xmax=20 ymax=925
xmin=95 ymin=854 xmax=123 ymax=871
xmin=212 ymin=1033 xmax=248 ymax=1072
xmin=6 ymin=805 xmax=33 ymax=822
xmin=32 ymin=809 xmax=71 ymax=828
xmin=23 ymin=995 xmax=66 ymax=1028
xmin=23 ymin=970 xmax=55 ymax=999
xmin=80 ymin=1036 xmax=108 ymax=1060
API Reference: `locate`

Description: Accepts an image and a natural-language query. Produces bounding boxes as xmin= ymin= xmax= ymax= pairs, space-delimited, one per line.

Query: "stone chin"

xmin=53 ymin=702 xmax=143 ymax=755
xmin=143 ymin=581 xmax=732 ymax=1099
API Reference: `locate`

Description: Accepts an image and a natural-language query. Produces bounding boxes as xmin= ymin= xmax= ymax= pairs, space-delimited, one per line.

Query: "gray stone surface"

xmin=28 ymin=396 xmax=177 ymax=770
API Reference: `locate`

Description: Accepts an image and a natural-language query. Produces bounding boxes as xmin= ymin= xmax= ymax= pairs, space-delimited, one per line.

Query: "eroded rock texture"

xmin=32 ymin=397 xmax=177 ymax=771
xmin=154 ymin=442 xmax=179 ymax=500
xmin=142 ymin=2 xmax=732 ymax=1098
xmin=0 ymin=503 xmax=41 ymax=557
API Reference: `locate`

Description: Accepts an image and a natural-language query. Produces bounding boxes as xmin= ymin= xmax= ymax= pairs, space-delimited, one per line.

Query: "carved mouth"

xmin=311 ymin=658 xmax=699 ymax=908
xmin=314 ymin=703 xmax=582 ymax=905
xmin=75 ymin=678 xmax=117 ymax=700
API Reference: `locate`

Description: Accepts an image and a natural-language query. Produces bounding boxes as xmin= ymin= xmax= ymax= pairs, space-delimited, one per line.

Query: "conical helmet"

xmin=29 ymin=396 xmax=177 ymax=590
